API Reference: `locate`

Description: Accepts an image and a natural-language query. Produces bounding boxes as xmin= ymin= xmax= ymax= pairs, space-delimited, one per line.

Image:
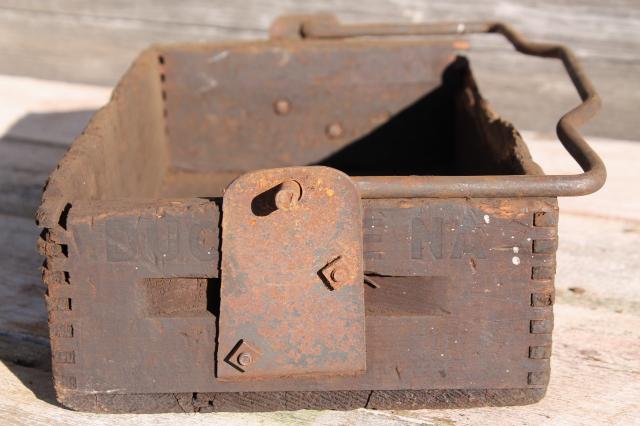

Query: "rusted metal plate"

xmin=218 ymin=166 xmax=365 ymax=380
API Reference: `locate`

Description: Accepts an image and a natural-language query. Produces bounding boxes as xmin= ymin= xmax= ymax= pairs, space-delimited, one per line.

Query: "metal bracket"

xmin=217 ymin=166 xmax=365 ymax=380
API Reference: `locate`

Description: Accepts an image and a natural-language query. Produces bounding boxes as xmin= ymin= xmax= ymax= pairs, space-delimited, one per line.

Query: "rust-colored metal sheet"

xmin=218 ymin=166 xmax=365 ymax=380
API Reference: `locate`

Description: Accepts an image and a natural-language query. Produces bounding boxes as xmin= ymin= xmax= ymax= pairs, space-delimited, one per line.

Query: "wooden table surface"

xmin=0 ymin=75 xmax=638 ymax=425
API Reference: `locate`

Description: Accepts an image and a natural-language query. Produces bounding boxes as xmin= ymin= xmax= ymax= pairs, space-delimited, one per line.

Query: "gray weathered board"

xmin=0 ymin=0 xmax=638 ymax=140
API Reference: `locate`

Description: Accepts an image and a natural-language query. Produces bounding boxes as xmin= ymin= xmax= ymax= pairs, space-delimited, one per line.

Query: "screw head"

xmin=319 ymin=256 xmax=352 ymax=290
xmin=274 ymin=180 xmax=302 ymax=210
xmin=237 ymin=352 xmax=253 ymax=366
xmin=275 ymin=189 xmax=296 ymax=210
xmin=326 ymin=122 xmax=344 ymax=139
xmin=330 ymin=266 xmax=349 ymax=284
xmin=274 ymin=99 xmax=291 ymax=115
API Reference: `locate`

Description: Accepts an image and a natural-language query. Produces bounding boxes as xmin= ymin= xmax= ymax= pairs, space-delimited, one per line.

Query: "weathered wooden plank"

xmin=5 ymin=110 xmax=94 ymax=146
xmin=525 ymin=131 xmax=640 ymax=222
xmin=0 ymin=213 xmax=48 ymax=337
xmin=0 ymin=75 xmax=110 ymax=144
xmin=0 ymin=0 xmax=638 ymax=61
xmin=0 ymin=1 xmax=636 ymax=139
xmin=0 ymin=4 xmax=261 ymax=85
xmin=1 ymin=0 xmax=638 ymax=79
xmin=0 ymin=137 xmax=67 ymax=218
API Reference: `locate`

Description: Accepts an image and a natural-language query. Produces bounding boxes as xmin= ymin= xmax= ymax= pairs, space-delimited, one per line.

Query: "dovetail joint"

xmin=532 ymin=239 xmax=557 ymax=254
xmin=57 ymin=375 xmax=77 ymax=389
xmin=532 ymin=265 xmax=555 ymax=281
xmin=53 ymin=350 xmax=76 ymax=364
xmin=39 ymin=199 xmax=77 ymax=388
xmin=530 ymin=319 xmax=553 ymax=334
xmin=533 ymin=211 xmax=556 ymax=227
xmin=529 ymin=345 xmax=552 ymax=359
xmin=51 ymin=324 xmax=74 ymax=338
xmin=531 ymin=292 xmax=554 ymax=307
xmin=527 ymin=371 xmax=549 ymax=386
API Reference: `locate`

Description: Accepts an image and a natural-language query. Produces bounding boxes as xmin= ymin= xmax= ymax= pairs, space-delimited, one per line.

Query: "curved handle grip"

xmin=299 ymin=18 xmax=606 ymax=198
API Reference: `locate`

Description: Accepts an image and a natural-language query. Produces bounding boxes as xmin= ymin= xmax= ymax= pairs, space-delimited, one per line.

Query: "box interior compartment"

xmin=157 ymin=40 xmax=541 ymax=198
xmin=49 ymin=40 xmax=542 ymax=204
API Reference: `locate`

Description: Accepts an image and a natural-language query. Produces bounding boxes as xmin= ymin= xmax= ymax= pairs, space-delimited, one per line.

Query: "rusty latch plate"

xmin=218 ymin=166 xmax=365 ymax=380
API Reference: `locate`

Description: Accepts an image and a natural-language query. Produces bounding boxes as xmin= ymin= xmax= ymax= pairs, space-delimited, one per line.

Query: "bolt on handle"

xmin=274 ymin=180 xmax=302 ymax=210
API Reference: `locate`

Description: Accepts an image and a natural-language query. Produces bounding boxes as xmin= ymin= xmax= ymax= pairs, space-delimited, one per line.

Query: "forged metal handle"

xmin=300 ymin=18 xmax=606 ymax=198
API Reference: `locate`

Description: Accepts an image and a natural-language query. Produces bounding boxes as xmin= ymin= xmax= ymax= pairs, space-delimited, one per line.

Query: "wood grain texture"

xmin=0 ymin=137 xmax=67 ymax=218
xmin=0 ymin=75 xmax=109 ymax=147
xmin=2 ymin=303 xmax=639 ymax=423
xmin=52 ymin=196 xmax=553 ymax=397
xmin=0 ymin=214 xmax=49 ymax=338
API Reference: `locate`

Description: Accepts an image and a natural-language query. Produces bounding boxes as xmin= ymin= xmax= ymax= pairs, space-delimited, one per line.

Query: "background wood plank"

xmin=0 ymin=0 xmax=637 ymax=139
xmin=0 ymin=213 xmax=49 ymax=338
xmin=0 ymin=138 xmax=68 ymax=218
xmin=0 ymin=75 xmax=110 ymax=145
xmin=0 ymin=3 xmax=638 ymax=422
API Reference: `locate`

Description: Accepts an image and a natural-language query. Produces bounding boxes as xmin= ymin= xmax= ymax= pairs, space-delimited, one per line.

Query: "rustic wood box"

xmin=36 ymin=15 xmax=605 ymax=413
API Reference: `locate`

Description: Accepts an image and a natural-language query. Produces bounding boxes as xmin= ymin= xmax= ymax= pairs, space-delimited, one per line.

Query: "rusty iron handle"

xmin=301 ymin=19 xmax=606 ymax=198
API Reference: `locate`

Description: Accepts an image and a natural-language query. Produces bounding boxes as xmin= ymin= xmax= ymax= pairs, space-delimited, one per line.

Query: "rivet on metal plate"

xmin=237 ymin=352 xmax=253 ymax=366
xmin=319 ymin=256 xmax=352 ymax=291
xmin=273 ymin=98 xmax=291 ymax=115
xmin=224 ymin=340 xmax=260 ymax=372
xmin=274 ymin=180 xmax=302 ymax=210
xmin=325 ymin=122 xmax=344 ymax=139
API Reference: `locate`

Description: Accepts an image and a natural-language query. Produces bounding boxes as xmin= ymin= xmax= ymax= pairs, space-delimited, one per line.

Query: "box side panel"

xmin=38 ymin=48 xmax=169 ymax=206
xmin=57 ymin=387 xmax=546 ymax=413
xmin=54 ymin=196 xmax=557 ymax=407
xmin=160 ymin=40 xmax=457 ymax=174
xmin=360 ymin=197 xmax=556 ymax=393
xmin=37 ymin=49 xmax=172 ymax=397
xmin=157 ymin=47 xmax=540 ymax=200
xmin=45 ymin=198 xmax=220 ymax=406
